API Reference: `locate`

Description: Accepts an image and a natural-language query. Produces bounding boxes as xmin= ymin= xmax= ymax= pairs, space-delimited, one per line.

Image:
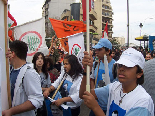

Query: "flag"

xmin=49 ymin=18 xmax=86 ymax=38
xmin=68 ymin=33 xmax=85 ymax=66
xmin=102 ymin=21 xmax=108 ymax=39
xmin=49 ymin=19 xmax=85 ymax=66
xmin=13 ymin=18 xmax=47 ymax=63
xmin=59 ymin=38 xmax=69 ymax=53
xmin=82 ymin=0 xmax=92 ymax=21
xmin=8 ymin=11 xmax=17 ymax=41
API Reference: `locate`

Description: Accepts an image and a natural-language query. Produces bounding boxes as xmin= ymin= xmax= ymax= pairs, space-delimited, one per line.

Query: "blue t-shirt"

xmin=10 ymin=68 xmax=21 ymax=101
xmin=10 ymin=64 xmax=26 ymax=101
xmin=91 ymin=59 xmax=115 ymax=87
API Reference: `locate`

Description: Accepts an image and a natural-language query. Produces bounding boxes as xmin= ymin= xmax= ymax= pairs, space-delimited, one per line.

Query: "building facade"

xmin=113 ymin=37 xmax=125 ymax=46
xmin=94 ymin=0 xmax=113 ymax=40
xmin=42 ymin=0 xmax=76 ymax=37
xmin=61 ymin=2 xmax=98 ymax=46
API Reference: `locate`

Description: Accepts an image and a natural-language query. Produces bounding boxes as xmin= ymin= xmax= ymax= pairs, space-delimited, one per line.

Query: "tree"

xmin=109 ymin=38 xmax=121 ymax=50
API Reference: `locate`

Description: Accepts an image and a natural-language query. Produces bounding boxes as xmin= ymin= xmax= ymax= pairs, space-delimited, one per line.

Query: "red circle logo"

xmin=71 ymin=44 xmax=81 ymax=55
xmin=19 ymin=31 xmax=42 ymax=56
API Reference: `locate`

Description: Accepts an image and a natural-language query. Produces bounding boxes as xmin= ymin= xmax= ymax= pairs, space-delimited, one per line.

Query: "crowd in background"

xmin=2 ymin=36 xmax=155 ymax=116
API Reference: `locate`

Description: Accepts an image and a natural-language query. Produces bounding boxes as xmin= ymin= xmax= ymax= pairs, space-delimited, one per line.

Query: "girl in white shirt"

xmin=44 ymin=54 xmax=83 ymax=116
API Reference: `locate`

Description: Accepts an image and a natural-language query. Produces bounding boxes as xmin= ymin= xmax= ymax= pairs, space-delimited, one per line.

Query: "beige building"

xmin=94 ymin=0 xmax=113 ymax=40
xmin=113 ymin=37 xmax=125 ymax=46
xmin=61 ymin=3 xmax=98 ymax=45
xmin=42 ymin=0 xmax=76 ymax=37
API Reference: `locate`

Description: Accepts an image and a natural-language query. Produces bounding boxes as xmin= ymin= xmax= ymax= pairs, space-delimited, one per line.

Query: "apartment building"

xmin=94 ymin=0 xmax=113 ymax=40
xmin=42 ymin=0 xmax=76 ymax=37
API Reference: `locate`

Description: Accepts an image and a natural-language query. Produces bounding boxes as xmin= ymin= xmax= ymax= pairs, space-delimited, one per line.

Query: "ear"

xmin=137 ymin=70 xmax=143 ymax=79
xmin=106 ymin=49 xmax=110 ymax=55
xmin=11 ymin=51 xmax=16 ymax=58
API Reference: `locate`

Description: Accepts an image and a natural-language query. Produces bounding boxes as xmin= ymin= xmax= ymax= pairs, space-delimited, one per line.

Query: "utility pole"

xmin=127 ymin=0 xmax=129 ymax=48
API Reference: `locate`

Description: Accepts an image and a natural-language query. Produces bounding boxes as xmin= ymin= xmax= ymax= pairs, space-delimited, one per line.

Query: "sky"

xmin=8 ymin=0 xmax=155 ymax=46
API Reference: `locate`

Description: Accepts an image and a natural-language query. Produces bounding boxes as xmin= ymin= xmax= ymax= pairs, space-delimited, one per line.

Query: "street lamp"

xmin=139 ymin=23 xmax=143 ymax=36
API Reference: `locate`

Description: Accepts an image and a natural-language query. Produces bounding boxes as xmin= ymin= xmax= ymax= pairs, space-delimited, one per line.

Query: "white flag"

xmin=68 ymin=32 xmax=85 ymax=65
xmin=14 ymin=18 xmax=48 ymax=62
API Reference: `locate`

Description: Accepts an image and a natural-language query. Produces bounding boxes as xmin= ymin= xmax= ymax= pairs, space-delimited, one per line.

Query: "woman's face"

xmin=36 ymin=54 xmax=44 ymax=68
xmin=63 ymin=59 xmax=71 ymax=73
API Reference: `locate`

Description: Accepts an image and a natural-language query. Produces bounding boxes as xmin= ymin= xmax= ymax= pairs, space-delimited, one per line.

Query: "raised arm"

xmin=79 ymin=51 xmax=93 ymax=98
xmin=49 ymin=35 xmax=55 ymax=54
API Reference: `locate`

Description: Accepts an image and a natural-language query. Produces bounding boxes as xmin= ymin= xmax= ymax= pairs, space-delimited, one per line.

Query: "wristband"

xmin=82 ymin=72 xmax=86 ymax=76
xmin=82 ymin=71 xmax=92 ymax=76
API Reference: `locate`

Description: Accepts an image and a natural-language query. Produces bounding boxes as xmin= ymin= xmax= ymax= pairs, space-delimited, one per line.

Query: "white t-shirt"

xmin=95 ymin=81 xmax=154 ymax=116
xmin=52 ymin=71 xmax=83 ymax=109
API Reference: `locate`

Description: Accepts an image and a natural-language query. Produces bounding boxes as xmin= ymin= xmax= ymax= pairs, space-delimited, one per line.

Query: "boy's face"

xmin=117 ymin=64 xmax=141 ymax=85
xmin=95 ymin=47 xmax=108 ymax=60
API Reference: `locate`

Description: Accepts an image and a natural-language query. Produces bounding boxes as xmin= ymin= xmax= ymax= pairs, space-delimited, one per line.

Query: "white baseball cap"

xmin=116 ymin=48 xmax=145 ymax=69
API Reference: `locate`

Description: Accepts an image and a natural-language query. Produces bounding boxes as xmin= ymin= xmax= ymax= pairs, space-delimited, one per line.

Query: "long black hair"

xmin=136 ymin=65 xmax=144 ymax=85
xmin=32 ymin=52 xmax=48 ymax=79
xmin=64 ymin=54 xmax=83 ymax=79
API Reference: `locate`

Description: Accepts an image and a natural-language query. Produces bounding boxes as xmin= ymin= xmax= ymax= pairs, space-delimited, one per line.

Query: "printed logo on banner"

xmin=71 ymin=44 xmax=81 ymax=56
xmin=19 ymin=31 xmax=42 ymax=56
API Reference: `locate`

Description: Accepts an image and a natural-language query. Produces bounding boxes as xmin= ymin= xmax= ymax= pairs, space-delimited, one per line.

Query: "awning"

xmin=135 ymin=35 xmax=148 ymax=41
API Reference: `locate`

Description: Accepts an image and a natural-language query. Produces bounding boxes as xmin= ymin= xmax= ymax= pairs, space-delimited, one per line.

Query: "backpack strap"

xmin=21 ymin=65 xmax=31 ymax=85
xmin=94 ymin=60 xmax=100 ymax=87
xmin=51 ymin=72 xmax=67 ymax=99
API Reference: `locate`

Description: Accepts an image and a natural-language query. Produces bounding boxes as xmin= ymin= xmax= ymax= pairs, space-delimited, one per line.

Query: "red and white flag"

xmin=82 ymin=0 xmax=92 ymax=21
xmin=102 ymin=21 xmax=108 ymax=39
xmin=8 ymin=11 xmax=17 ymax=41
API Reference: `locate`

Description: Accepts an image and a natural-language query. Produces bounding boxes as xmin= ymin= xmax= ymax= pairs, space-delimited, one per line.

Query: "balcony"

xmin=45 ymin=4 xmax=49 ymax=9
xmin=61 ymin=10 xmax=70 ymax=20
xmin=102 ymin=7 xmax=112 ymax=12
xmin=90 ymin=25 xmax=97 ymax=33
xmin=102 ymin=13 xmax=112 ymax=19
xmin=80 ymin=8 xmax=97 ymax=20
xmin=89 ymin=9 xmax=97 ymax=20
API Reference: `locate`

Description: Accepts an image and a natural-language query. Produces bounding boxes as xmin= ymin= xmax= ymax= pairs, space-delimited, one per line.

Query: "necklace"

xmin=119 ymin=89 xmax=127 ymax=105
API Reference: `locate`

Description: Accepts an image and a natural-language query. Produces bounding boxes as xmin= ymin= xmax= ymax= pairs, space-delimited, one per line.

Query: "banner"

xmin=149 ymin=36 xmax=155 ymax=52
xmin=0 ymin=0 xmax=9 ymax=112
xmin=49 ymin=18 xmax=86 ymax=38
xmin=102 ymin=21 xmax=108 ymax=39
xmin=14 ymin=18 xmax=48 ymax=63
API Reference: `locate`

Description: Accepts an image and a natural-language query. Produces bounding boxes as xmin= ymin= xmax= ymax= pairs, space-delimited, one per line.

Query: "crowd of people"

xmin=2 ymin=36 xmax=155 ymax=116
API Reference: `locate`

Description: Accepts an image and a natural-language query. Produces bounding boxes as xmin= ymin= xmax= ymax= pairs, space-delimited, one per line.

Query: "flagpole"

xmin=4 ymin=0 xmax=12 ymax=108
xmin=86 ymin=0 xmax=90 ymax=92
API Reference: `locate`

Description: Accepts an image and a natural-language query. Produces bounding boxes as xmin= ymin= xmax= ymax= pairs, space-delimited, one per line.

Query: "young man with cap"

xmin=90 ymin=38 xmax=115 ymax=89
xmin=80 ymin=48 xmax=154 ymax=116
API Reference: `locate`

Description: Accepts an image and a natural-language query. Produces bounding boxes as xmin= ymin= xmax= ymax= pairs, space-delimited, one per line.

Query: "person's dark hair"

xmin=104 ymin=47 xmax=112 ymax=55
xmin=151 ymin=50 xmax=154 ymax=58
xmin=63 ymin=54 xmax=83 ymax=79
xmin=9 ymin=40 xmax=28 ymax=60
xmin=136 ymin=65 xmax=144 ymax=85
xmin=45 ymin=56 xmax=54 ymax=71
xmin=32 ymin=52 xmax=48 ymax=79
xmin=60 ymin=50 xmax=64 ymax=55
